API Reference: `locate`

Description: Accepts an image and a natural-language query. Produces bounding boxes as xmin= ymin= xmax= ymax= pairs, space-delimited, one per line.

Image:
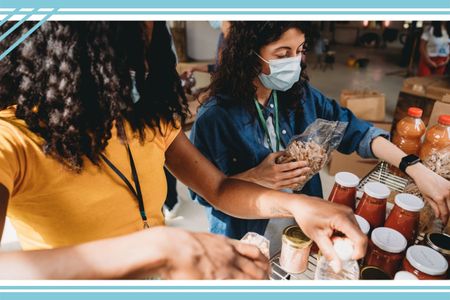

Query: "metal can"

xmin=424 ymin=232 xmax=450 ymax=279
xmin=279 ymin=225 xmax=312 ymax=274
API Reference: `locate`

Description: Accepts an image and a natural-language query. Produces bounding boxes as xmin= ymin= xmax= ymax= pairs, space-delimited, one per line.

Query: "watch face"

xmin=405 ymin=155 xmax=420 ymax=165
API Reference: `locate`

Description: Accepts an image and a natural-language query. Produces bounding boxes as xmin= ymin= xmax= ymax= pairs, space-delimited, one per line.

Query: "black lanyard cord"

xmin=100 ymin=143 xmax=149 ymax=229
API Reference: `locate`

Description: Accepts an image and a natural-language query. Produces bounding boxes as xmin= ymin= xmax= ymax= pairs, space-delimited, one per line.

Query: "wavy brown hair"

xmin=0 ymin=21 xmax=188 ymax=171
xmin=209 ymin=21 xmax=310 ymax=116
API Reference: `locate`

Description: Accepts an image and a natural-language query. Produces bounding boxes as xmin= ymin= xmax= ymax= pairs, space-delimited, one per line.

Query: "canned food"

xmin=424 ymin=233 xmax=450 ymax=278
xmin=279 ymin=225 xmax=312 ymax=274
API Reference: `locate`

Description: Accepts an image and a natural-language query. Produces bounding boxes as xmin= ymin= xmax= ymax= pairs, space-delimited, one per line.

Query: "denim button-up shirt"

xmin=189 ymin=83 xmax=389 ymax=239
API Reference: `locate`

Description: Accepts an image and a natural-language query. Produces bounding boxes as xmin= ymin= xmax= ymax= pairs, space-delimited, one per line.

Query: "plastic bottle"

xmin=392 ymin=107 xmax=426 ymax=156
xmin=419 ymin=115 xmax=450 ymax=160
xmin=314 ymin=238 xmax=360 ymax=280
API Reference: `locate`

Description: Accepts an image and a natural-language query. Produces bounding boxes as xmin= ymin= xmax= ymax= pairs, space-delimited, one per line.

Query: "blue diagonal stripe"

xmin=0 ymin=13 xmax=51 ymax=60
xmin=0 ymin=9 xmax=36 ymax=43
xmin=0 ymin=8 xmax=18 ymax=28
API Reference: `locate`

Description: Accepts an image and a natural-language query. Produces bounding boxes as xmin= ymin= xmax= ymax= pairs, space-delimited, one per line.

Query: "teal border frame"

xmin=0 ymin=1 xmax=449 ymax=299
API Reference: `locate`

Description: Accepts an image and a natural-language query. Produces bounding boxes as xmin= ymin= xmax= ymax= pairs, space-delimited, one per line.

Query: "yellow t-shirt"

xmin=0 ymin=107 xmax=181 ymax=250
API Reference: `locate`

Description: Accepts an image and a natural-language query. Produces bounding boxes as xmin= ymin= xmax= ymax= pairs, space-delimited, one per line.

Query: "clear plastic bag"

xmin=276 ymin=119 xmax=348 ymax=191
xmin=405 ymin=146 xmax=450 ymax=234
xmin=240 ymin=232 xmax=270 ymax=259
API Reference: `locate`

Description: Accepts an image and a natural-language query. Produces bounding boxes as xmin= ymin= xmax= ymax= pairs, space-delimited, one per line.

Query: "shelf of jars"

xmin=268 ymin=161 xmax=449 ymax=280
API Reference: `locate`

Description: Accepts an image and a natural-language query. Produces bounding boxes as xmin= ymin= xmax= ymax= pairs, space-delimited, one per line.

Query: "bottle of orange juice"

xmin=392 ymin=107 xmax=426 ymax=156
xmin=419 ymin=115 xmax=450 ymax=160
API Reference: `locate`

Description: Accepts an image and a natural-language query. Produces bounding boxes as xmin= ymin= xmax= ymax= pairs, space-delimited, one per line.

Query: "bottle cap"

xmin=371 ymin=227 xmax=407 ymax=253
xmin=394 ymin=271 xmax=418 ymax=280
xmin=335 ymin=172 xmax=360 ymax=188
xmin=438 ymin=115 xmax=450 ymax=125
xmin=363 ymin=182 xmax=391 ymax=199
xmin=408 ymin=107 xmax=423 ymax=118
xmin=394 ymin=193 xmax=424 ymax=212
xmin=406 ymin=245 xmax=448 ymax=276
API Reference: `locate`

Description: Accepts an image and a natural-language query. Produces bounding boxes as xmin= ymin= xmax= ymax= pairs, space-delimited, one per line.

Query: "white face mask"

xmin=256 ymin=52 xmax=302 ymax=91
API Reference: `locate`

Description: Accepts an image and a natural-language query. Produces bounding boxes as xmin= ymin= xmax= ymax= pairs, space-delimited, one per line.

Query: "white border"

xmin=9 ymin=14 xmax=450 ymax=21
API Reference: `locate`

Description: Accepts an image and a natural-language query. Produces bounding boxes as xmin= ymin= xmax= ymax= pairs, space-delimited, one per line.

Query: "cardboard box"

xmin=340 ymin=89 xmax=386 ymax=122
xmin=328 ymin=122 xmax=392 ymax=178
xmin=402 ymin=76 xmax=450 ymax=101
xmin=393 ymin=76 xmax=450 ymax=135
xmin=428 ymin=100 xmax=450 ymax=127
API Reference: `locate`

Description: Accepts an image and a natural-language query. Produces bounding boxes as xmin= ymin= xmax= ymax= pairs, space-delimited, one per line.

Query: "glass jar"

xmin=279 ymin=225 xmax=312 ymax=274
xmin=394 ymin=271 xmax=418 ymax=280
xmin=385 ymin=193 xmax=424 ymax=245
xmin=356 ymin=182 xmax=391 ymax=229
xmin=363 ymin=227 xmax=407 ymax=278
xmin=355 ymin=215 xmax=370 ymax=236
xmin=360 ymin=266 xmax=391 ymax=280
xmin=402 ymin=245 xmax=448 ymax=280
xmin=328 ymin=172 xmax=360 ymax=210
xmin=424 ymin=233 xmax=450 ymax=279
xmin=419 ymin=115 xmax=450 ymax=160
xmin=393 ymin=107 xmax=426 ymax=156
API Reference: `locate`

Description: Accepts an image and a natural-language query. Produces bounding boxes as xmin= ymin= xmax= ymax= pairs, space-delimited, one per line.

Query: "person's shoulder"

xmin=196 ymin=95 xmax=231 ymax=121
xmin=301 ymin=82 xmax=326 ymax=100
xmin=0 ymin=107 xmax=32 ymax=143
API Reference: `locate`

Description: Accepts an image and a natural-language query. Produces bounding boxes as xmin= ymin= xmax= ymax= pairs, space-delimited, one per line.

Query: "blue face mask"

xmin=256 ymin=52 xmax=302 ymax=92
xmin=209 ymin=21 xmax=222 ymax=30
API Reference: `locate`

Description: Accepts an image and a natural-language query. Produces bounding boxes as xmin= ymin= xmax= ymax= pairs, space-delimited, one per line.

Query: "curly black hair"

xmin=0 ymin=21 xmax=188 ymax=171
xmin=209 ymin=21 xmax=310 ymax=117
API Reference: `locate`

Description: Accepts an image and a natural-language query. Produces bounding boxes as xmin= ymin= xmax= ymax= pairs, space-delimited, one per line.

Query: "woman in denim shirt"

xmin=190 ymin=22 xmax=450 ymax=254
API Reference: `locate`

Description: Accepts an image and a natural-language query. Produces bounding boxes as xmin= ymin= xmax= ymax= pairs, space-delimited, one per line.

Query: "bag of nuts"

xmin=276 ymin=119 xmax=348 ymax=191
xmin=405 ymin=146 xmax=450 ymax=234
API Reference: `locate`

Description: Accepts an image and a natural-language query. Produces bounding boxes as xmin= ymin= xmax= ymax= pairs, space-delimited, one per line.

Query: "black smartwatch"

xmin=399 ymin=154 xmax=421 ymax=174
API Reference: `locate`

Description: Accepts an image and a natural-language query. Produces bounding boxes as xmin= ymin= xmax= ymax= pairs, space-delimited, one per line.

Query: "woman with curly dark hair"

xmin=190 ymin=21 xmax=450 ymax=254
xmin=0 ymin=21 xmax=368 ymax=279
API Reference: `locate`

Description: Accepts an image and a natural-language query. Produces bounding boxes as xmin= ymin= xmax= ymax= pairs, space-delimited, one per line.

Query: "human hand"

xmin=153 ymin=227 xmax=269 ymax=279
xmin=286 ymin=197 xmax=367 ymax=271
xmin=408 ymin=163 xmax=450 ymax=225
xmin=247 ymin=152 xmax=311 ymax=190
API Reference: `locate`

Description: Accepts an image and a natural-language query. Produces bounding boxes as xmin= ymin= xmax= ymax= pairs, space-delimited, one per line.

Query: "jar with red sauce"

xmin=328 ymin=172 xmax=360 ymax=210
xmin=356 ymin=182 xmax=391 ymax=229
xmin=384 ymin=193 xmax=424 ymax=245
xmin=363 ymin=227 xmax=407 ymax=278
xmin=402 ymin=245 xmax=448 ymax=280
